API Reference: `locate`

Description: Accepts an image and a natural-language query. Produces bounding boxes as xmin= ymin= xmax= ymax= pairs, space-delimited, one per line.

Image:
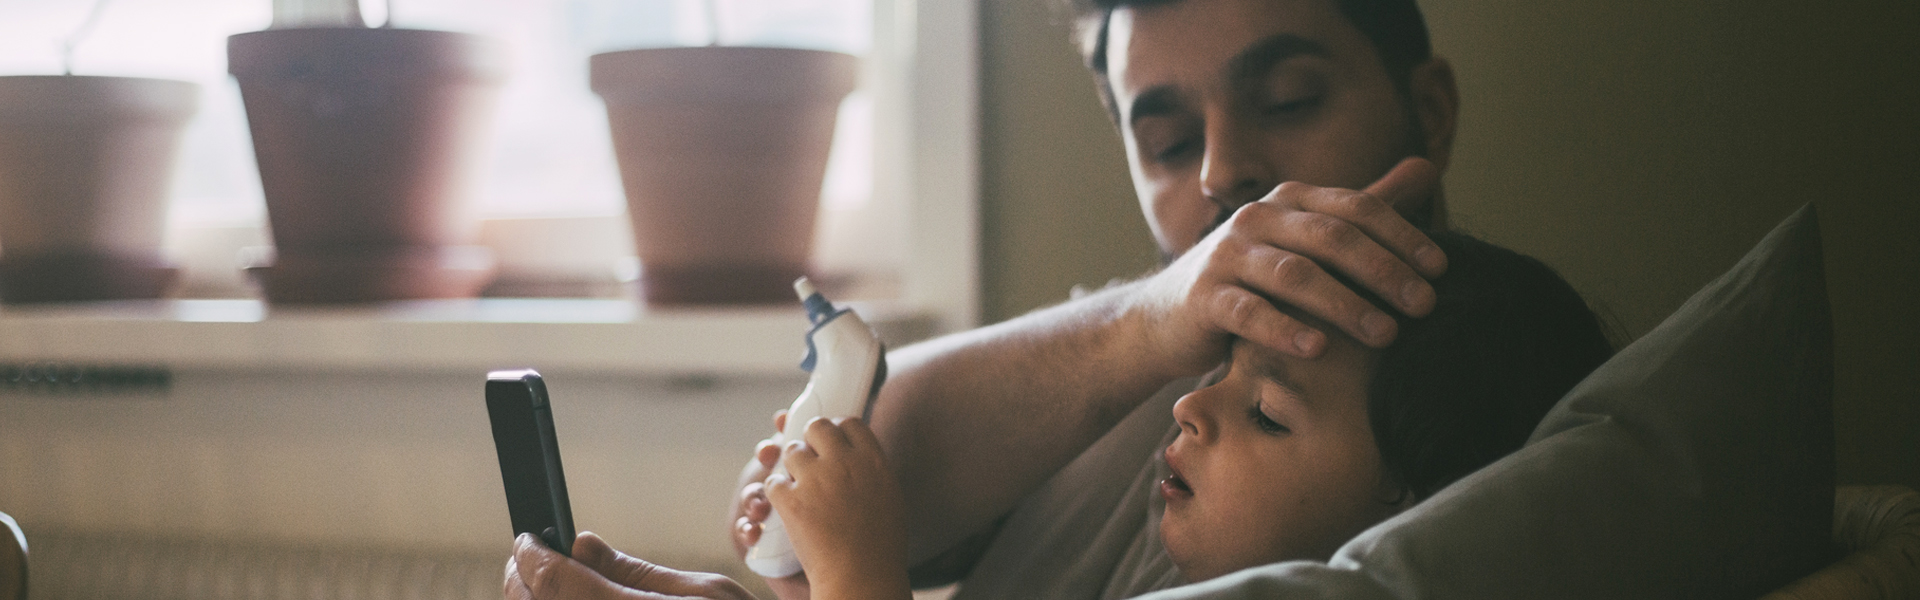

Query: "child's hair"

xmin=1364 ymin=232 xmax=1614 ymax=502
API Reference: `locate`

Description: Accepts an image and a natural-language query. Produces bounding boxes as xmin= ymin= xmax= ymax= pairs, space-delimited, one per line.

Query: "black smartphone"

xmin=486 ymin=369 xmax=577 ymax=556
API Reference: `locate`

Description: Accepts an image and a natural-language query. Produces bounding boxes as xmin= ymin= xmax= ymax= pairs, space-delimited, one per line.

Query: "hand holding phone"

xmin=487 ymin=369 xmax=576 ymax=556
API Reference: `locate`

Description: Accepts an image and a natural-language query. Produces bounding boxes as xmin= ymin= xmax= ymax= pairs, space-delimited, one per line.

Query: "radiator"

xmin=20 ymin=528 xmax=950 ymax=600
xmin=23 ymin=528 xmax=505 ymax=600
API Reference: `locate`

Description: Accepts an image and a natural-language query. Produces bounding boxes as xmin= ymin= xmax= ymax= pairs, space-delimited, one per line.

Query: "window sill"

xmin=0 ymin=299 xmax=939 ymax=378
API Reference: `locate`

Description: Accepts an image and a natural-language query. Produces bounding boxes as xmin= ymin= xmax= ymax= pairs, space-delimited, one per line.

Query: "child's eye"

xmin=1247 ymin=405 xmax=1291 ymax=435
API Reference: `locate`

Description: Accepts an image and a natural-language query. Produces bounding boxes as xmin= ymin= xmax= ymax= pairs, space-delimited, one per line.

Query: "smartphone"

xmin=486 ymin=369 xmax=577 ymax=556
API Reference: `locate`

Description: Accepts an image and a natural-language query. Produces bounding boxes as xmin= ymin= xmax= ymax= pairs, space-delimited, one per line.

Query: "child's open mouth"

xmin=1161 ymin=448 xmax=1194 ymax=500
xmin=1160 ymin=454 xmax=1194 ymax=500
xmin=1161 ymin=474 xmax=1193 ymax=498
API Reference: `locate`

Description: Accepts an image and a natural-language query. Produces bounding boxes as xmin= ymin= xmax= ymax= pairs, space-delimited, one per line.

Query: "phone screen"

xmin=486 ymin=369 xmax=576 ymax=556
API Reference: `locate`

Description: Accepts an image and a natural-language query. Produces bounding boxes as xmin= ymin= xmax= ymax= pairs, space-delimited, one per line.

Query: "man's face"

xmin=1106 ymin=0 xmax=1424 ymax=256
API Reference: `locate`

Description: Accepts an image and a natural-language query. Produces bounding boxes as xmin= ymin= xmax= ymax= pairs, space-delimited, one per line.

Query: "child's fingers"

xmin=734 ymin=516 xmax=761 ymax=547
xmin=781 ymin=438 xmax=819 ymax=467
xmin=754 ymin=438 xmax=781 ymax=469
xmin=801 ymin=416 xmax=853 ymax=454
xmin=763 ymin=471 xmax=809 ymax=517
xmin=764 ymin=472 xmax=796 ymax=499
xmin=779 ymin=439 xmax=822 ymax=486
xmin=837 ymin=417 xmax=883 ymax=453
xmin=738 ymin=481 xmax=771 ymax=522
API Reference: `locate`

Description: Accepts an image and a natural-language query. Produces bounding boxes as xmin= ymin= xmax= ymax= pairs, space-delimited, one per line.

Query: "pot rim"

xmin=0 ymin=75 xmax=199 ymax=119
xmin=228 ymin=27 xmax=509 ymax=83
xmin=590 ymin=46 xmax=860 ymax=104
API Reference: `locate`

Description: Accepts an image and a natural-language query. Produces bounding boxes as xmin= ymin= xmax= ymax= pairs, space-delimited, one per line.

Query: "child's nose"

xmin=1171 ymin=389 xmax=1217 ymax=441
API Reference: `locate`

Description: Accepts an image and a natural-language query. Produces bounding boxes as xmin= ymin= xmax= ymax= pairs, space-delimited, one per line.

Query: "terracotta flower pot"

xmin=590 ymin=47 xmax=858 ymax=305
xmin=0 ymin=75 xmax=197 ymax=303
xmin=228 ymin=27 xmax=505 ymax=303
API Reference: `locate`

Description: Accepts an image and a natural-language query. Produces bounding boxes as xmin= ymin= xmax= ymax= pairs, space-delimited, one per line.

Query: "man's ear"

xmin=1373 ymin=472 xmax=1417 ymax=512
xmin=1409 ymin=57 xmax=1460 ymax=172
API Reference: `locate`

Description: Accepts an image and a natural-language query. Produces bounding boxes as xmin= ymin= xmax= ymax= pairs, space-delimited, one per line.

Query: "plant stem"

xmin=61 ymin=0 xmax=115 ymax=75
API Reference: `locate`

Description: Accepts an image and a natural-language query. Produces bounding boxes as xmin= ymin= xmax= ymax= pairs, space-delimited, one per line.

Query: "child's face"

xmin=1160 ymin=335 xmax=1404 ymax=582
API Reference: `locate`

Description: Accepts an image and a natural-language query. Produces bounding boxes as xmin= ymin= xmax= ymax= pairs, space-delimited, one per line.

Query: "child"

xmin=764 ymin=231 xmax=1615 ymax=598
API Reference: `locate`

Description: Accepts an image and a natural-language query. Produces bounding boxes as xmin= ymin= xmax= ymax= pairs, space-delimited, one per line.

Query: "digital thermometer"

xmin=744 ymin=278 xmax=888 ymax=578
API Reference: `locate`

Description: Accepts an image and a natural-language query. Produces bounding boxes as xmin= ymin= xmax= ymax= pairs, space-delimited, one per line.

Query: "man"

xmin=507 ymin=0 xmax=1459 ymax=596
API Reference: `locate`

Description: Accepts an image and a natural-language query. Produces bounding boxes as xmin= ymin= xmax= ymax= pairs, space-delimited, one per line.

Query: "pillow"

xmin=1138 ymin=204 xmax=1835 ymax=599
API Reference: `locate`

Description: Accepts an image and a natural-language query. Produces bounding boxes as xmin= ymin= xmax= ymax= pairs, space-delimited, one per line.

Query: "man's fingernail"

xmin=1363 ymin=312 xmax=1395 ymax=344
xmin=1294 ymin=330 xmax=1322 ymax=354
xmin=1401 ymin=280 xmax=1430 ymax=311
xmin=1415 ymin=245 xmax=1443 ymax=272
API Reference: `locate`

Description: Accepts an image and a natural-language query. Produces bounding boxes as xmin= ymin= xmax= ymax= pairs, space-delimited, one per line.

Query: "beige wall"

xmin=976 ymin=0 xmax=1919 ymax=489
xmin=978 ymin=0 xmax=1159 ymax=321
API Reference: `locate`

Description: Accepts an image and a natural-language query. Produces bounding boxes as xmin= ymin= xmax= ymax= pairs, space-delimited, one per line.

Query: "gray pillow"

xmin=1139 ymin=205 xmax=1835 ymax=599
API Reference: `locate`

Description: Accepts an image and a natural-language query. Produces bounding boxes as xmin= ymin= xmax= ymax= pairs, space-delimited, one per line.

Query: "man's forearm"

xmin=866 ymin=280 xmax=1182 ymax=564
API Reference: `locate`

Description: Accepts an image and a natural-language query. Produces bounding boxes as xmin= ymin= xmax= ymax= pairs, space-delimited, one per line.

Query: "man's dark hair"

xmin=1066 ymin=0 xmax=1434 ymax=122
xmin=1364 ymin=232 xmax=1613 ymax=501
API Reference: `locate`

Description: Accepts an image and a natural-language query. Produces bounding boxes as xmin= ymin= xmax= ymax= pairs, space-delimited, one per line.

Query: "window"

xmin=1 ymin=0 xmax=976 ymax=330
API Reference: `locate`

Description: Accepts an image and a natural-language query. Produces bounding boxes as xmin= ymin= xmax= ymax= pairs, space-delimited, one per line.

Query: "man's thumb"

xmin=572 ymin=532 xmax=621 ymax=574
xmin=1364 ymin=157 xmax=1440 ymax=211
xmin=581 ymin=532 xmax=720 ymax=596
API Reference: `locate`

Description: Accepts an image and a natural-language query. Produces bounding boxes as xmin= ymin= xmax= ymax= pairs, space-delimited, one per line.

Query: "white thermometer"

xmin=745 ymin=278 xmax=888 ymax=578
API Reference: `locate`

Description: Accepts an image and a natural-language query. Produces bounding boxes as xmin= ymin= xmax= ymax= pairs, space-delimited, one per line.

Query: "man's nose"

xmin=1199 ymin=115 xmax=1276 ymax=212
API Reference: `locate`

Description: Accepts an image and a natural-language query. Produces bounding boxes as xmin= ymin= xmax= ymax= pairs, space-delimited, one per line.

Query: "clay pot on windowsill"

xmin=228 ymin=27 xmax=505 ymax=303
xmin=0 ymin=75 xmax=197 ymax=304
xmin=590 ymin=47 xmax=858 ymax=305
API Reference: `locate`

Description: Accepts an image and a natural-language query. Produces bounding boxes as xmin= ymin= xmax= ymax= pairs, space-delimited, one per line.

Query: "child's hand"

xmin=763 ymin=417 xmax=911 ymax=600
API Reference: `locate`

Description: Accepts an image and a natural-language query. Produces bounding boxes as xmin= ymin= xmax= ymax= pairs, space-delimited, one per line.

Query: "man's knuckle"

xmin=1341 ymin=191 xmax=1383 ymax=217
xmin=1238 ymin=199 xmax=1278 ymax=221
xmin=1272 ymin=253 xmax=1314 ymax=288
xmin=1305 ymin=213 xmax=1355 ymax=246
xmin=1274 ymin=180 xmax=1311 ymax=201
xmin=1219 ymin=291 xmax=1260 ymax=330
xmin=628 ymin=560 xmax=667 ymax=589
xmin=1204 ymin=239 xmax=1246 ymax=273
xmin=529 ymin=560 xmax=565 ymax=595
xmin=1218 ymin=207 xmax=1253 ymax=235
